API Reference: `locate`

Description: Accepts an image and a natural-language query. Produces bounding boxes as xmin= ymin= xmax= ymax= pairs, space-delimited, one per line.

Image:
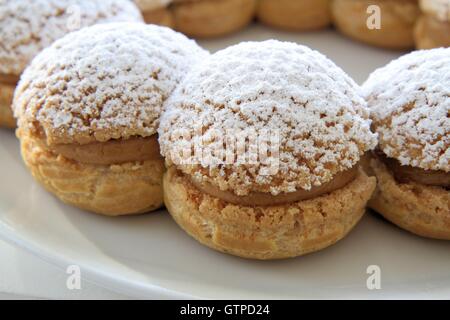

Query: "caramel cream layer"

xmin=49 ymin=135 xmax=162 ymax=165
xmin=189 ymin=165 xmax=359 ymax=206
xmin=0 ymin=74 xmax=19 ymax=86
xmin=376 ymin=151 xmax=450 ymax=188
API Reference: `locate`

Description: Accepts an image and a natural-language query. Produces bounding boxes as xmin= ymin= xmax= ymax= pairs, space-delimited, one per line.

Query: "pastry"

xmin=257 ymin=0 xmax=331 ymax=31
xmin=135 ymin=0 xmax=257 ymax=38
xmin=331 ymin=0 xmax=420 ymax=49
xmin=159 ymin=40 xmax=378 ymax=260
xmin=415 ymin=0 xmax=450 ymax=49
xmin=0 ymin=74 xmax=17 ymax=128
xmin=13 ymin=23 xmax=208 ymax=216
xmin=134 ymin=0 xmax=175 ymax=26
xmin=363 ymin=48 xmax=450 ymax=240
xmin=171 ymin=0 xmax=257 ymax=38
xmin=0 ymin=0 xmax=143 ymax=129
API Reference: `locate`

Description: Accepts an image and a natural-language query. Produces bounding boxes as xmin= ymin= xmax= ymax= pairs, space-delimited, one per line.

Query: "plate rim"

xmin=2 ymin=217 xmax=450 ymax=300
xmin=0 ymin=222 xmax=199 ymax=299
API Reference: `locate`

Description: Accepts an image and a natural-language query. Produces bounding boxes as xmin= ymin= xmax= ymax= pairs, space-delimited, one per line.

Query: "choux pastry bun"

xmin=134 ymin=0 xmax=175 ymax=27
xmin=13 ymin=23 xmax=208 ymax=216
xmin=415 ymin=0 xmax=450 ymax=49
xmin=159 ymin=40 xmax=378 ymax=260
xmin=0 ymin=0 xmax=143 ymax=129
xmin=257 ymin=0 xmax=331 ymax=31
xmin=331 ymin=0 xmax=420 ymax=49
xmin=171 ymin=0 xmax=257 ymax=38
xmin=136 ymin=0 xmax=257 ymax=38
xmin=363 ymin=48 xmax=450 ymax=240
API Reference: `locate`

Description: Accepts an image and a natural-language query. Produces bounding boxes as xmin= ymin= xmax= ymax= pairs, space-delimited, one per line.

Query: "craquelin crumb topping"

xmin=363 ymin=48 xmax=450 ymax=172
xmin=159 ymin=40 xmax=378 ymax=196
xmin=13 ymin=22 xmax=208 ymax=145
xmin=0 ymin=0 xmax=143 ymax=76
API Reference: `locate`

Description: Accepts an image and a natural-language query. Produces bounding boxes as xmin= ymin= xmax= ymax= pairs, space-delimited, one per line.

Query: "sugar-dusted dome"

xmin=14 ymin=22 xmax=209 ymax=145
xmin=363 ymin=48 xmax=450 ymax=172
xmin=0 ymin=0 xmax=143 ymax=76
xmin=159 ymin=40 xmax=377 ymax=196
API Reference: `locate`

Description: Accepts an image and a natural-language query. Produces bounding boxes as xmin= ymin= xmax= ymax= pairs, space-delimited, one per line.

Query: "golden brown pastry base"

xmin=332 ymin=0 xmax=420 ymax=49
xmin=164 ymin=166 xmax=376 ymax=260
xmin=142 ymin=7 xmax=175 ymax=27
xmin=415 ymin=15 xmax=450 ymax=49
xmin=172 ymin=0 xmax=257 ymax=38
xmin=257 ymin=0 xmax=331 ymax=31
xmin=0 ymin=81 xmax=16 ymax=128
xmin=20 ymin=133 xmax=165 ymax=216
xmin=369 ymin=157 xmax=450 ymax=240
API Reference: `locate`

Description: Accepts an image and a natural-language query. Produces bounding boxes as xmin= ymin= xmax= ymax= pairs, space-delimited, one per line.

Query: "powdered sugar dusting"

xmin=14 ymin=22 xmax=208 ymax=145
xmin=159 ymin=40 xmax=377 ymax=195
xmin=0 ymin=0 xmax=143 ymax=76
xmin=363 ymin=48 xmax=450 ymax=172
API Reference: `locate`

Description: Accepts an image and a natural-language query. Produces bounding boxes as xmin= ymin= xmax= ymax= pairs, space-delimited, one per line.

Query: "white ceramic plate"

xmin=1 ymin=25 xmax=449 ymax=299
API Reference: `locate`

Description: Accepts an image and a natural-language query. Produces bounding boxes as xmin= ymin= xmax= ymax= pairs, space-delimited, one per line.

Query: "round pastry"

xmin=159 ymin=40 xmax=378 ymax=260
xmin=171 ymin=0 xmax=257 ymax=38
xmin=134 ymin=0 xmax=175 ymax=27
xmin=363 ymin=48 xmax=450 ymax=240
xmin=257 ymin=0 xmax=331 ymax=31
xmin=331 ymin=0 xmax=420 ymax=49
xmin=415 ymin=0 xmax=450 ymax=49
xmin=13 ymin=23 xmax=208 ymax=216
xmin=0 ymin=0 xmax=143 ymax=129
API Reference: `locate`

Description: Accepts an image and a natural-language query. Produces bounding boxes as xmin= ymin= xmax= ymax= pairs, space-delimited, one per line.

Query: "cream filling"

xmin=188 ymin=165 xmax=359 ymax=206
xmin=0 ymin=74 xmax=19 ymax=86
xmin=376 ymin=150 xmax=449 ymax=188
xmin=47 ymin=135 xmax=162 ymax=165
